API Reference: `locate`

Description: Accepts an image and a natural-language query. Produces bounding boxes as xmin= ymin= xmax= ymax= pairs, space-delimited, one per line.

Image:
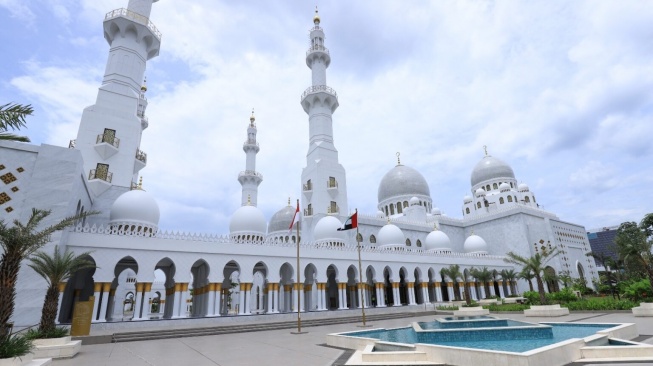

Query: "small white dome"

xmin=268 ymin=204 xmax=296 ymax=233
xmin=431 ymin=207 xmax=442 ymax=215
xmin=475 ymin=188 xmax=486 ymax=197
xmin=376 ymin=210 xmax=386 ymax=218
xmin=314 ymin=216 xmax=346 ymax=242
xmin=229 ymin=205 xmax=267 ymax=235
xmin=463 ymin=195 xmax=472 ymax=204
xmin=110 ymin=189 xmax=160 ymax=231
xmin=518 ymin=183 xmax=530 ymax=192
xmin=377 ymin=223 xmax=405 ymax=247
xmin=464 ymin=234 xmax=488 ymax=254
xmin=499 ymin=182 xmax=510 ymax=192
xmin=425 ymin=229 xmax=451 ymax=251
xmin=409 ymin=196 xmax=420 ymax=206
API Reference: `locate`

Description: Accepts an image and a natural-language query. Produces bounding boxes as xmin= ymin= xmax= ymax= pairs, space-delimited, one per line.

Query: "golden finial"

xmin=386 ymin=216 xmax=391 ymax=224
xmin=250 ymin=108 xmax=255 ymax=124
xmin=483 ymin=145 xmax=488 ymax=157
xmin=313 ymin=6 xmax=320 ymax=24
xmin=433 ymin=223 xmax=438 ymax=231
xmin=138 ymin=176 xmax=143 ymax=190
xmin=396 ymin=152 xmax=401 ymax=165
xmin=288 ymin=197 xmax=291 ymax=206
xmin=470 ymin=229 xmax=475 ymax=236
xmin=141 ymin=77 xmax=147 ymax=92
xmin=247 ymin=194 xmax=251 ymax=206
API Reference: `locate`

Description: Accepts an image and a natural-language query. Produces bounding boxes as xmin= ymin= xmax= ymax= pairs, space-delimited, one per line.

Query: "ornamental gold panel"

xmin=1 ymin=172 xmax=17 ymax=184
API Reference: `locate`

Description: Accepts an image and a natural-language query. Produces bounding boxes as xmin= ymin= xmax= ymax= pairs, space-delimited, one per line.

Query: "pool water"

xmin=346 ymin=320 xmax=619 ymax=353
xmin=418 ymin=318 xmax=530 ymax=329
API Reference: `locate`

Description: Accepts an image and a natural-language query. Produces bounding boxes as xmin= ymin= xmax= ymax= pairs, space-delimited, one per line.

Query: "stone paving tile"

xmin=52 ymin=311 xmax=653 ymax=366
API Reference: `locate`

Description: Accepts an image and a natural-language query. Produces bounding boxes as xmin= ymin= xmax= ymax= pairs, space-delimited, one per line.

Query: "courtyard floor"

xmin=52 ymin=310 xmax=653 ymax=366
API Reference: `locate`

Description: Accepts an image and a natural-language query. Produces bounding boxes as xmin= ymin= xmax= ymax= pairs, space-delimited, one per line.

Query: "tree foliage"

xmin=28 ymin=246 xmax=96 ymax=334
xmin=0 ymin=208 xmax=95 ymax=339
xmin=0 ymin=103 xmax=33 ymax=142
xmin=504 ymin=249 xmax=559 ymax=304
xmin=614 ymin=219 xmax=653 ymax=294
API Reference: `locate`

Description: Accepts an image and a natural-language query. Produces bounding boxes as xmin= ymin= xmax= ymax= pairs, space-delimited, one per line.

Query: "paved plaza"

xmin=49 ymin=310 xmax=653 ymax=366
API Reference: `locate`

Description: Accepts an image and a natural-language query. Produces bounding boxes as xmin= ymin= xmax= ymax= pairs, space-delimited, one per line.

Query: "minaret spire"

xmin=238 ymin=109 xmax=263 ymax=206
xmin=300 ymin=10 xmax=349 ymax=242
xmin=73 ymin=0 xmax=161 ymax=198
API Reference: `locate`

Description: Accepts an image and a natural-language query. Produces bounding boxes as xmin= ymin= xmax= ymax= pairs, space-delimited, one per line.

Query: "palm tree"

xmin=504 ymin=249 xmax=559 ymax=305
xmin=500 ymin=269 xmax=517 ymax=295
xmin=441 ymin=265 xmax=472 ymax=305
xmin=0 ymin=208 xmax=94 ymax=338
xmin=470 ymin=267 xmax=493 ymax=299
xmin=28 ymin=246 xmax=95 ymax=334
xmin=615 ymin=221 xmax=653 ymax=293
xmin=0 ymin=103 xmax=33 ymax=142
xmin=519 ymin=268 xmax=535 ymax=292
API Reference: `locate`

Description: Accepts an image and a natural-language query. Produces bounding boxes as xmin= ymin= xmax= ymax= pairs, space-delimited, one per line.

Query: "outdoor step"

xmin=111 ymin=311 xmax=438 ymax=343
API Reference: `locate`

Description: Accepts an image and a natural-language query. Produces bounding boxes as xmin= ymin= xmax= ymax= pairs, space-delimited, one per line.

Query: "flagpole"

xmin=355 ymin=208 xmax=368 ymax=327
xmin=296 ymin=199 xmax=302 ymax=334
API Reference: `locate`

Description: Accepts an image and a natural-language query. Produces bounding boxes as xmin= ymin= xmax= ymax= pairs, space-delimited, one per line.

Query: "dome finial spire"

xmin=141 ymin=76 xmax=147 ymax=92
xmin=250 ymin=108 xmax=255 ymax=124
xmin=288 ymin=197 xmax=291 ymax=206
xmin=483 ymin=145 xmax=488 ymax=156
xmin=396 ymin=152 xmax=401 ymax=166
xmin=138 ymin=176 xmax=143 ymax=190
xmin=247 ymin=194 xmax=251 ymax=206
xmin=313 ymin=6 xmax=320 ymax=25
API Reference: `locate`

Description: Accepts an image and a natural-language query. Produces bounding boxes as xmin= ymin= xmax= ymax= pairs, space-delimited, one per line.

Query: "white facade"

xmin=1 ymin=2 xmax=598 ymax=328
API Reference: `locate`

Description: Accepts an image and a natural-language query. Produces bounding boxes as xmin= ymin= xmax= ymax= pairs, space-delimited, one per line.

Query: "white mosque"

xmin=1 ymin=0 xmax=597 ymax=327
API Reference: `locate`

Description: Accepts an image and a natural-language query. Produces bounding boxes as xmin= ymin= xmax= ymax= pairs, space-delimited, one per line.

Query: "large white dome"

xmin=378 ymin=165 xmax=430 ymax=203
xmin=377 ymin=223 xmax=405 ymax=247
xmin=229 ymin=205 xmax=267 ymax=235
xmin=470 ymin=155 xmax=515 ymax=187
xmin=464 ymin=234 xmax=488 ymax=254
xmin=425 ymin=229 xmax=451 ymax=251
xmin=314 ymin=216 xmax=346 ymax=242
xmin=110 ymin=189 xmax=160 ymax=231
xmin=268 ymin=204 xmax=296 ymax=233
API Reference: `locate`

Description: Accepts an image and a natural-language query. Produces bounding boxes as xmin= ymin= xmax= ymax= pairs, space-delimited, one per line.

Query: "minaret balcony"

xmin=301 ymin=85 xmax=338 ymax=101
xmin=68 ymin=139 xmax=76 ymax=149
xmin=105 ymin=8 xmax=161 ymax=41
xmin=238 ymin=170 xmax=263 ymax=184
xmin=242 ymin=139 xmax=260 ymax=153
xmin=304 ymin=207 xmax=313 ymax=217
xmin=88 ymin=169 xmax=112 ymax=197
xmin=134 ymin=149 xmax=147 ymax=173
xmin=301 ymin=85 xmax=339 ymax=113
xmin=306 ymin=45 xmax=329 ymax=56
xmin=303 ymin=182 xmax=313 ymax=191
xmin=94 ymin=133 xmax=120 ymax=160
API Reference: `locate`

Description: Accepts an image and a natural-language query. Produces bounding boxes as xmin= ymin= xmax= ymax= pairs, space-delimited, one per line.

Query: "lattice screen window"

xmin=1 ymin=173 xmax=17 ymax=184
xmin=0 ymin=192 xmax=10 ymax=204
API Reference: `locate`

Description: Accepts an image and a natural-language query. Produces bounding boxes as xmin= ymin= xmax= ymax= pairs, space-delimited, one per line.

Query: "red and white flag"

xmin=289 ymin=200 xmax=300 ymax=233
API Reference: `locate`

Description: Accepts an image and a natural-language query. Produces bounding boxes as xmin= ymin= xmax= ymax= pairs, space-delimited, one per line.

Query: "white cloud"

xmin=4 ymin=0 xmax=653 ymax=233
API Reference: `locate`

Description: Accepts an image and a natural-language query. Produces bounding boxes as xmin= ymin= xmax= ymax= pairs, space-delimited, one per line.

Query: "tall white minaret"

xmin=238 ymin=110 xmax=263 ymax=206
xmin=73 ymin=0 xmax=161 ymax=197
xmin=300 ymin=8 xmax=349 ymax=241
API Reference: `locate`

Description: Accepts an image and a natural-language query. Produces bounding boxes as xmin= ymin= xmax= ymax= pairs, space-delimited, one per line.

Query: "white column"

xmin=338 ymin=284 xmax=347 ymax=309
xmin=238 ymin=284 xmax=247 ymax=315
xmin=422 ymin=285 xmax=430 ymax=304
xmin=98 ymin=283 xmax=111 ymax=322
xmin=141 ymin=283 xmax=152 ymax=320
xmin=376 ymin=285 xmax=386 ymax=307
xmin=498 ymin=281 xmax=505 ymax=298
xmin=320 ymin=284 xmax=327 ymax=310
xmin=55 ymin=284 xmax=66 ymax=324
xmin=447 ymin=283 xmax=454 ymax=301
xmin=435 ymin=284 xmax=443 ymax=302
xmin=206 ymin=284 xmax=216 ymax=316
xmin=299 ymin=286 xmax=306 ymax=312
xmin=91 ymin=283 xmax=101 ymax=322
xmin=480 ymin=285 xmax=486 ymax=299
xmin=408 ymin=284 xmax=416 ymax=305
xmin=178 ymin=284 xmax=189 ymax=318
xmin=458 ymin=282 xmax=465 ymax=301
xmin=132 ymin=284 xmax=144 ymax=320
xmin=393 ymin=284 xmax=402 ymax=306
xmin=487 ymin=283 xmax=495 ymax=297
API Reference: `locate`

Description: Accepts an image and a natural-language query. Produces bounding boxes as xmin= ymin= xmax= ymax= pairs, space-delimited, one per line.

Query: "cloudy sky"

xmin=2 ymin=0 xmax=652 ymax=234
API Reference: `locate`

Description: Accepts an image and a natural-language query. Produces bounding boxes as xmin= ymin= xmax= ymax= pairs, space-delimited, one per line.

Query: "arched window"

xmin=524 ymin=196 xmax=530 ymax=203
xmin=510 ymin=182 xmax=514 ymax=188
xmin=477 ymin=202 xmax=482 ymax=209
xmin=397 ymin=202 xmax=403 ymax=214
xmin=385 ymin=206 xmax=389 ymax=216
xmin=416 ymin=239 xmax=422 ymax=247
xmin=493 ymin=183 xmax=498 ymax=190
xmin=514 ymin=195 xmax=517 ymax=202
xmin=356 ymin=233 xmax=362 ymax=242
xmin=406 ymin=239 xmax=411 ymax=246
xmin=403 ymin=201 xmax=408 ymax=208
xmin=499 ymin=197 xmax=504 ymax=204
xmin=486 ymin=184 xmax=491 ymax=191
xmin=532 ymin=195 xmax=536 ymax=203
xmin=466 ymin=207 xmax=470 ymax=214
xmin=370 ymin=235 xmax=376 ymax=243
xmin=507 ymin=195 xmax=513 ymax=202
xmin=390 ymin=205 xmax=395 ymax=215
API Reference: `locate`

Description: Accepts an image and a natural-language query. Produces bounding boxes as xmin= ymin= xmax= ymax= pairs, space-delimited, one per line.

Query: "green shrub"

xmin=562 ymin=297 xmax=638 ymax=311
xmin=522 ymin=291 xmax=540 ymax=305
xmin=548 ymin=288 xmax=579 ymax=303
xmin=24 ymin=326 xmax=69 ymax=340
xmin=0 ymin=334 xmax=33 ymax=359
xmin=623 ymin=279 xmax=653 ymax=303
xmin=484 ymin=303 xmax=530 ymax=312
xmin=436 ymin=305 xmax=459 ymax=311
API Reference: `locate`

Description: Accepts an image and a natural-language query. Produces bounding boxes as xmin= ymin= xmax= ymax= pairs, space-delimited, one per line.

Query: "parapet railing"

xmin=306 ymin=45 xmax=329 ymax=56
xmin=105 ymin=8 xmax=162 ymax=40
xmin=238 ymin=170 xmax=263 ymax=179
xmin=301 ymin=85 xmax=338 ymax=101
